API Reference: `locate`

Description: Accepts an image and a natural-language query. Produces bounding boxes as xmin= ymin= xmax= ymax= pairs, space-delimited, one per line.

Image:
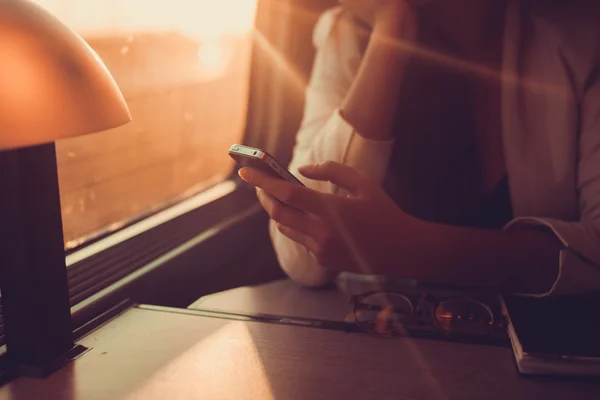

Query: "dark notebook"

xmin=501 ymin=292 xmax=600 ymax=376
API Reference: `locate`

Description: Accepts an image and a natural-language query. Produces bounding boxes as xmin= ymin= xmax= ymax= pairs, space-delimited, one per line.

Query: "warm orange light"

xmin=33 ymin=0 xmax=257 ymax=81
xmin=119 ymin=322 xmax=275 ymax=400
xmin=34 ymin=0 xmax=258 ymax=39
xmin=197 ymin=39 xmax=231 ymax=79
xmin=0 ymin=0 xmax=130 ymax=150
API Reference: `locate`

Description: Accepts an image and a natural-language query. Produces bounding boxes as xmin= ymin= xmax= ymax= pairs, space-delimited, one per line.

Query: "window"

xmin=34 ymin=0 xmax=258 ymax=249
xmin=0 ymin=1 xmax=267 ymax=369
xmin=0 ymin=0 xmax=320 ymax=373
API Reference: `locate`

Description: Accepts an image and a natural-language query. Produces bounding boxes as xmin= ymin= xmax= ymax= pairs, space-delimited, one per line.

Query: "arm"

xmin=260 ymin=13 xmax=600 ymax=294
xmin=352 ymin=67 xmax=600 ymax=295
xmin=340 ymin=6 xmax=417 ymax=140
xmin=252 ymin=161 xmax=564 ymax=293
xmin=382 ymin=220 xmax=563 ymax=294
xmin=270 ymin=8 xmax=409 ymax=285
xmin=499 ymin=65 xmax=600 ymax=296
xmin=257 ymin=159 xmax=585 ymax=295
xmin=388 ymin=70 xmax=600 ymax=294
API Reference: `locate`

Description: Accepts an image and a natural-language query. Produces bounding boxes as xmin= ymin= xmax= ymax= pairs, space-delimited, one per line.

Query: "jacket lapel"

xmin=501 ymin=0 xmax=579 ymax=220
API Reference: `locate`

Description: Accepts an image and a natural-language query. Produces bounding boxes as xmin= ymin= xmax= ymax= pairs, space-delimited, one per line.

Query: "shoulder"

xmin=312 ymin=7 xmax=344 ymax=48
xmin=312 ymin=7 xmax=368 ymax=76
xmin=313 ymin=6 xmax=366 ymax=48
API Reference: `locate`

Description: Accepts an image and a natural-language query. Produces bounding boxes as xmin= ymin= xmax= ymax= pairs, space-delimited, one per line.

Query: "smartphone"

xmin=229 ymin=144 xmax=304 ymax=186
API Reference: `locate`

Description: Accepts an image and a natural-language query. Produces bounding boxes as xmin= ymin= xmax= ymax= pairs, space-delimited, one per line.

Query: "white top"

xmin=269 ymin=1 xmax=600 ymax=296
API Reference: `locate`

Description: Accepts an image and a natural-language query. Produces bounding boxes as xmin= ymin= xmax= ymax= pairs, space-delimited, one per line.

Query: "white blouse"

xmin=269 ymin=0 xmax=600 ymax=296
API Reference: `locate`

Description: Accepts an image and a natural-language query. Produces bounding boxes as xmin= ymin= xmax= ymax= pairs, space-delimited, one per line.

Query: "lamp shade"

xmin=0 ymin=0 xmax=131 ymax=150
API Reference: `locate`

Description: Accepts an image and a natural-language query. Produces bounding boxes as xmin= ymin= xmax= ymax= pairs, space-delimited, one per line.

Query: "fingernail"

xmin=298 ymin=164 xmax=316 ymax=173
xmin=238 ymin=167 xmax=252 ymax=182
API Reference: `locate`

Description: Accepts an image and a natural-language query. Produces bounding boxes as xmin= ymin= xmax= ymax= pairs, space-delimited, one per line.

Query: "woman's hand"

xmin=239 ymin=162 xmax=419 ymax=274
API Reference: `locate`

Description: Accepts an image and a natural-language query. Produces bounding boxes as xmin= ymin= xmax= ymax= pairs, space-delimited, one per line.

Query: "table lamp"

xmin=0 ymin=0 xmax=131 ymax=377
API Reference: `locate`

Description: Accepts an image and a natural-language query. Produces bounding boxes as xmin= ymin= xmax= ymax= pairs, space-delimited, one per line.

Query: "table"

xmin=189 ymin=278 xmax=356 ymax=322
xmin=188 ymin=276 xmax=423 ymax=322
xmin=1 ymin=281 xmax=599 ymax=399
xmin=188 ymin=277 xmax=502 ymax=324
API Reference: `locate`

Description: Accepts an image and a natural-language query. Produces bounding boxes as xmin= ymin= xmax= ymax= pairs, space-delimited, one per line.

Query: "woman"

xmin=239 ymin=0 xmax=600 ymax=295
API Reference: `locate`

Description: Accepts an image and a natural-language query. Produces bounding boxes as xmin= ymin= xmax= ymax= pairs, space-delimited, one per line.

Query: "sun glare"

xmin=34 ymin=0 xmax=258 ymax=80
xmin=197 ymin=39 xmax=231 ymax=79
xmin=34 ymin=0 xmax=258 ymax=39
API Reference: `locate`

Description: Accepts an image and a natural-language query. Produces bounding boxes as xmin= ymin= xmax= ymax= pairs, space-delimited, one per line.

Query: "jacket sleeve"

xmin=269 ymin=8 xmax=395 ymax=286
xmin=504 ymin=69 xmax=600 ymax=296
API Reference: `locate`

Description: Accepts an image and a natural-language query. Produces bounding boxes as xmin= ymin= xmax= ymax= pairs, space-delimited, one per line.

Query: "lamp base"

xmin=0 ymin=144 xmax=82 ymax=380
xmin=13 ymin=345 xmax=91 ymax=379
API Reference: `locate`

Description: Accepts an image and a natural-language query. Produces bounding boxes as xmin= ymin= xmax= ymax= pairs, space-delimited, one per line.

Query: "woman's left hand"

xmin=238 ymin=161 xmax=419 ymax=274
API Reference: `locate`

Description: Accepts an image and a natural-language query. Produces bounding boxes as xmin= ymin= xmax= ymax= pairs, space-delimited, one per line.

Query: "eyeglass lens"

xmin=355 ymin=293 xmax=495 ymax=337
xmin=434 ymin=298 xmax=494 ymax=336
xmin=354 ymin=293 xmax=413 ymax=334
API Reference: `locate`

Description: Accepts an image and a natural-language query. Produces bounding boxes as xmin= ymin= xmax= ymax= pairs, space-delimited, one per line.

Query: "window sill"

xmin=66 ymin=179 xmax=238 ymax=267
xmin=67 ymin=178 xmax=265 ymax=333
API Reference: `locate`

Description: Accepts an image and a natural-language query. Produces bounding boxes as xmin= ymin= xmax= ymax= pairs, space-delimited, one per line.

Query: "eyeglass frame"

xmin=349 ymin=291 xmax=507 ymax=339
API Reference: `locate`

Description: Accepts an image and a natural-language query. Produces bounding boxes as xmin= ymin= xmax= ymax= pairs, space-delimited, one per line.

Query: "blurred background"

xmin=33 ymin=0 xmax=258 ymax=248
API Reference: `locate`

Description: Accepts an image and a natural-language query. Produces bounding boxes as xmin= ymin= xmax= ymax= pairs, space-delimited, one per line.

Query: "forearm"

xmin=340 ymin=19 xmax=416 ymax=140
xmin=387 ymin=219 xmax=563 ymax=293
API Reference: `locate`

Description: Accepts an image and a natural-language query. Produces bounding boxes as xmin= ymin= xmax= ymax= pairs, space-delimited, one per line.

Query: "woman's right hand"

xmin=338 ymin=0 xmax=421 ymax=31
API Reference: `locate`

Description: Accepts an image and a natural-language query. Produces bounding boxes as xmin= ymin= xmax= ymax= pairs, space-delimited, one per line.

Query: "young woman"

xmin=239 ymin=0 xmax=600 ymax=296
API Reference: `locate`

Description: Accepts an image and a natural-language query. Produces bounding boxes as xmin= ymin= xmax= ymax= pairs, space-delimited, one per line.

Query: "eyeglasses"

xmin=350 ymin=291 xmax=505 ymax=338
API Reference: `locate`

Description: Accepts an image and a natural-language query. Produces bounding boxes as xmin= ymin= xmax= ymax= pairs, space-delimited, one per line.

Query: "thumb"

xmin=298 ymin=162 xmax=367 ymax=195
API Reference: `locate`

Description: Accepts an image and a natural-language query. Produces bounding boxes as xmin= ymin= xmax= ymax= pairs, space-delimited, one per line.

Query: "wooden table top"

xmin=0 ymin=281 xmax=600 ymax=400
xmin=1 ymin=300 xmax=598 ymax=399
xmin=189 ymin=278 xmax=358 ymax=322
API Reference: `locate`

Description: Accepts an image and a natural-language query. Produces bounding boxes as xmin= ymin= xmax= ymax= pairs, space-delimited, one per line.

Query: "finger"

xmin=239 ymin=167 xmax=325 ymax=215
xmin=257 ymin=189 xmax=323 ymax=238
xmin=275 ymin=222 xmax=321 ymax=255
xmin=297 ymin=161 xmax=368 ymax=196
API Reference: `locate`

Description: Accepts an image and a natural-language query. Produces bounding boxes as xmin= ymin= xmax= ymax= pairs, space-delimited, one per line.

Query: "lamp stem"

xmin=0 ymin=143 xmax=85 ymax=378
